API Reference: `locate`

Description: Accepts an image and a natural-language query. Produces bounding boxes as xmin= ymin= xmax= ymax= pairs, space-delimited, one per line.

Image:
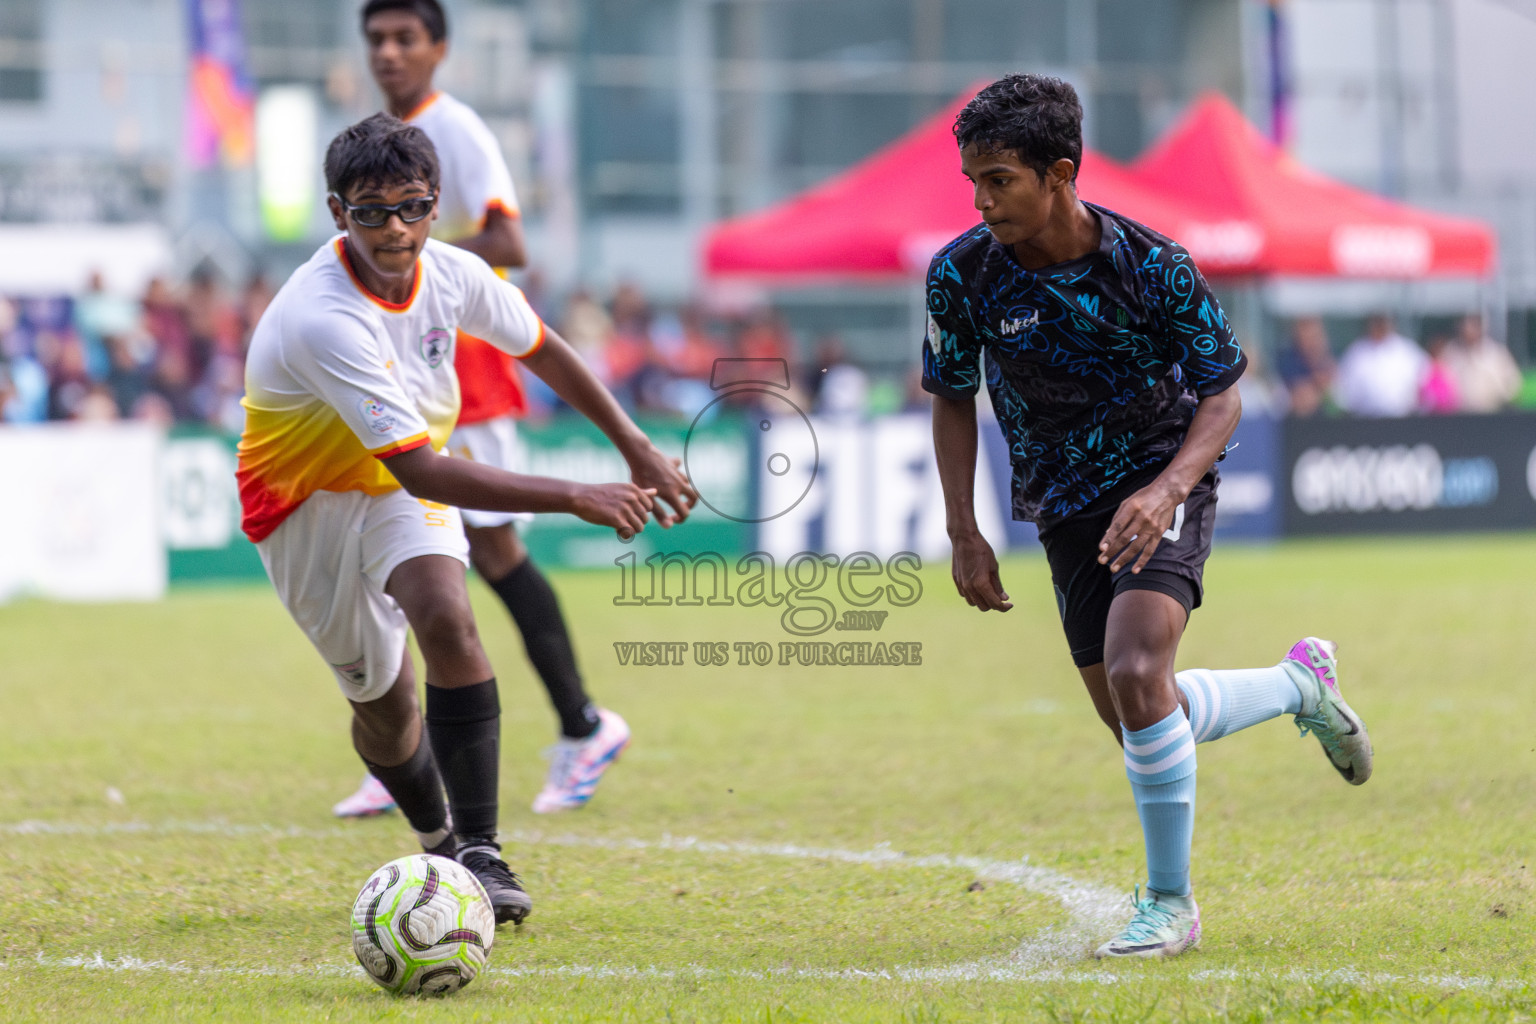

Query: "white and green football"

xmin=350 ymin=854 xmax=496 ymax=996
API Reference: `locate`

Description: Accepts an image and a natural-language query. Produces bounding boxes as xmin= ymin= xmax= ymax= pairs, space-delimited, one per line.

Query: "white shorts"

xmin=257 ymin=488 xmax=469 ymax=703
xmin=447 ymin=415 xmax=535 ymax=530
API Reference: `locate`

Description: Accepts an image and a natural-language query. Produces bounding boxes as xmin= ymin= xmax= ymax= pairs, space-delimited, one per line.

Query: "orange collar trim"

xmin=401 ymin=91 xmax=442 ymax=122
xmin=334 ymin=238 xmax=421 ymax=314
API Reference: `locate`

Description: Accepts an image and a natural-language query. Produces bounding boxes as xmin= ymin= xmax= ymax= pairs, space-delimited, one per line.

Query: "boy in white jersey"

xmin=238 ymin=114 xmax=696 ymax=925
xmin=333 ymin=0 xmax=628 ymax=819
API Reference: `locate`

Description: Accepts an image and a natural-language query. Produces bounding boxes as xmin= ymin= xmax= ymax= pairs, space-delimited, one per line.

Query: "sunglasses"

xmin=330 ymin=192 xmax=438 ymax=228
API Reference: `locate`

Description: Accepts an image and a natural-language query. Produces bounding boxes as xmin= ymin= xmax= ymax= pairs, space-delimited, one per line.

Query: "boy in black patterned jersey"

xmin=924 ymin=75 xmax=1374 ymax=959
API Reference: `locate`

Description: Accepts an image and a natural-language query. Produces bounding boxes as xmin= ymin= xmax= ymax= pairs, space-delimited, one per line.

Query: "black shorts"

xmin=1037 ymin=470 xmax=1219 ymax=668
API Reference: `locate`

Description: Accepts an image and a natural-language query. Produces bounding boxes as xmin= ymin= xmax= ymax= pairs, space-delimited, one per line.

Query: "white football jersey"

xmin=237 ymin=236 xmax=543 ymax=542
xmin=405 ymin=91 xmax=520 ymax=243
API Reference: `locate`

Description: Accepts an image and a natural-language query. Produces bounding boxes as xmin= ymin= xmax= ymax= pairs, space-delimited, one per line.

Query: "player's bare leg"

xmin=466 ymin=522 xmax=630 ymax=814
xmin=387 ymin=553 xmax=494 ymax=686
xmin=348 ymin=651 xmax=422 ymax=767
xmin=386 ymin=553 xmax=531 ymax=924
xmin=337 ymin=545 xmax=497 ymax=820
xmin=1079 ymin=662 xmax=1193 ymax=748
xmin=348 ymin=653 xmax=452 ymax=853
xmin=1095 ymin=589 xmax=1201 ymax=958
xmin=1075 ymin=664 xmax=1124 ymax=746
xmin=1102 ymin=589 xmax=1185 ymax=732
xmin=465 ymin=522 xmax=523 ymax=582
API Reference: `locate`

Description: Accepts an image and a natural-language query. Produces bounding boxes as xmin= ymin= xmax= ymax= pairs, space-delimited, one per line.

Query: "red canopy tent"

xmin=702 ymin=88 xmax=1212 ymax=283
xmin=703 ymin=87 xmax=1497 ymax=283
xmin=1131 ymin=93 xmax=1496 ymax=277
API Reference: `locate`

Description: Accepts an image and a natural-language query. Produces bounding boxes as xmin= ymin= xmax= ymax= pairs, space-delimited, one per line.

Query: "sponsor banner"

xmin=755 ymin=412 xmax=1021 ymax=562
xmin=518 ymin=414 xmax=751 ymax=568
xmin=46 ymin=407 xmax=1536 ymax=601
xmin=1282 ymin=412 xmax=1536 ymax=534
xmin=163 ymin=427 xmax=265 ymax=581
xmin=166 ymin=417 xmax=750 ymax=579
xmin=0 ymin=424 xmax=166 ymax=602
xmin=1213 ymin=413 xmax=1281 ymax=540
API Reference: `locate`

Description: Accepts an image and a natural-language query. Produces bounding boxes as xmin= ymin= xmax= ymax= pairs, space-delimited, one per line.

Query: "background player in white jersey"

xmin=238 ymin=113 xmax=695 ymax=924
xmin=334 ymin=0 xmax=628 ymax=818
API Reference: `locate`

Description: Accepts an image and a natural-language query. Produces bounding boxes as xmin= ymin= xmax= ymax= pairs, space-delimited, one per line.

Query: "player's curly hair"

xmin=324 ymin=113 xmax=441 ymax=198
xmin=360 ymin=0 xmax=447 ymax=42
xmin=953 ymin=74 xmax=1084 ymax=183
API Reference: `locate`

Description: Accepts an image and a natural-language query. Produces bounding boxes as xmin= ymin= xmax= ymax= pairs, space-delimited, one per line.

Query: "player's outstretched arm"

xmin=1099 ymin=385 xmax=1243 ymax=574
xmin=383 ymin=444 xmax=656 ymax=539
xmin=932 ymin=394 xmax=1012 ymax=612
xmin=522 ymin=329 xmax=699 ymax=526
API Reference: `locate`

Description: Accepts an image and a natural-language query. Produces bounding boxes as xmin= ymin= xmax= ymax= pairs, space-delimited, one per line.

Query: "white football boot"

xmin=531 ymin=708 xmax=631 ymax=813
xmin=332 ymin=773 xmax=398 ymax=818
xmin=1094 ymin=886 xmax=1202 ymax=959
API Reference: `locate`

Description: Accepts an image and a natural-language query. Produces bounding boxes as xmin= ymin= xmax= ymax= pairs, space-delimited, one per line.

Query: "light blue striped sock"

xmin=1176 ymin=665 xmax=1304 ymax=744
xmin=1123 ymin=708 xmax=1197 ymax=897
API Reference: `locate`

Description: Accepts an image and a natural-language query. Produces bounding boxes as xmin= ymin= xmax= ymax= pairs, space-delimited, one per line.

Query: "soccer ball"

xmin=350 ymin=854 xmax=496 ymax=996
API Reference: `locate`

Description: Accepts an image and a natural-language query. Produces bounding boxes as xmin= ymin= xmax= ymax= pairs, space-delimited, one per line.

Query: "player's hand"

xmin=1099 ymin=481 xmax=1184 ymax=574
xmin=950 ymin=530 xmax=1012 ymax=612
xmin=625 ymin=443 xmax=698 ymax=527
xmin=572 ymin=482 xmax=657 ymax=540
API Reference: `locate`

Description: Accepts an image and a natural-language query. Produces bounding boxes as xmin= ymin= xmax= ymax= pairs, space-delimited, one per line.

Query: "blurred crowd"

xmin=1 ymin=270 xmax=1528 ymax=428
xmin=0 ymin=268 xmax=898 ymax=429
xmin=530 ymin=279 xmax=895 ymax=420
xmin=1267 ymin=312 xmax=1526 ymax=418
xmin=0 ymin=268 xmax=273 ymax=431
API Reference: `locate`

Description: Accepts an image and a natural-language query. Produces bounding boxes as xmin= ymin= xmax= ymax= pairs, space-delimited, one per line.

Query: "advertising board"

xmin=517 ymin=413 xmax=751 ymax=568
xmin=1282 ymin=413 xmax=1536 ymax=534
xmin=0 ymin=423 xmax=165 ymax=601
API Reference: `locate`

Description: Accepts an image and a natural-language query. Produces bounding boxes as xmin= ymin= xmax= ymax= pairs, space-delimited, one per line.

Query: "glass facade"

xmin=571 ymin=0 xmax=1236 ymax=217
xmin=0 ymin=0 xmax=1240 ymax=245
xmin=0 ymin=0 xmax=43 ymax=103
xmin=3 ymin=0 xmax=1526 ymax=353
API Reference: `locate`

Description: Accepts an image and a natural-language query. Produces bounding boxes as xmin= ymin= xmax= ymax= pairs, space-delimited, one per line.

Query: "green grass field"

xmin=2 ymin=535 xmax=1534 ymax=1022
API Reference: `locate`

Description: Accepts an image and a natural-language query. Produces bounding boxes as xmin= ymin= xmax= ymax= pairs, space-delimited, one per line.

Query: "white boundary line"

xmin=3 ymin=821 xmax=1529 ymax=992
xmin=21 ymin=952 xmax=1532 ymax=993
xmin=499 ymin=828 xmax=1126 ymax=976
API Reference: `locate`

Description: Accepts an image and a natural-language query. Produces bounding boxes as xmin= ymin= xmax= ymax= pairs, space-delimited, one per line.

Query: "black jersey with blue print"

xmin=921 ymin=202 xmax=1247 ymax=527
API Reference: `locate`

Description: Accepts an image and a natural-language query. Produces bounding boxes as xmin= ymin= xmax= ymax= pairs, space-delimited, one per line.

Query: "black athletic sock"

xmin=363 ymin=729 xmax=448 ymax=837
xmin=425 ymin=679 xmax=501 ymax=841
xmin=488 ymin=559 xmax=599 ymax=739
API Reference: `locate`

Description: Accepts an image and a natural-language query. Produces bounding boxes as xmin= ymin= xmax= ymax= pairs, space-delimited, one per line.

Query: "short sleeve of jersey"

xmin=1151 ymin=244 xmax=1247 ymax=397
xmin=920 ymin=254 xmax=982 ymax=399
xmin=453 ymin=251 xmax=546 ymax=359
xmin=283 ymin=308 xmax=431 ymax=454
xmin=443 ymin=105 xmax=519 ymax=223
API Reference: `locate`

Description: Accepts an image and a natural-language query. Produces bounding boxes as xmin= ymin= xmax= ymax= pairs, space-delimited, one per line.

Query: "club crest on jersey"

xmin=358 ymin=395 xmax=398 ymax=435
xmin=924 ymin=313 xmax=939 ymax=353
xmin=998 ymin=311 xmax=1039 ymax=336
xmin=419 ymin=327 xmax=452 ymax=367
